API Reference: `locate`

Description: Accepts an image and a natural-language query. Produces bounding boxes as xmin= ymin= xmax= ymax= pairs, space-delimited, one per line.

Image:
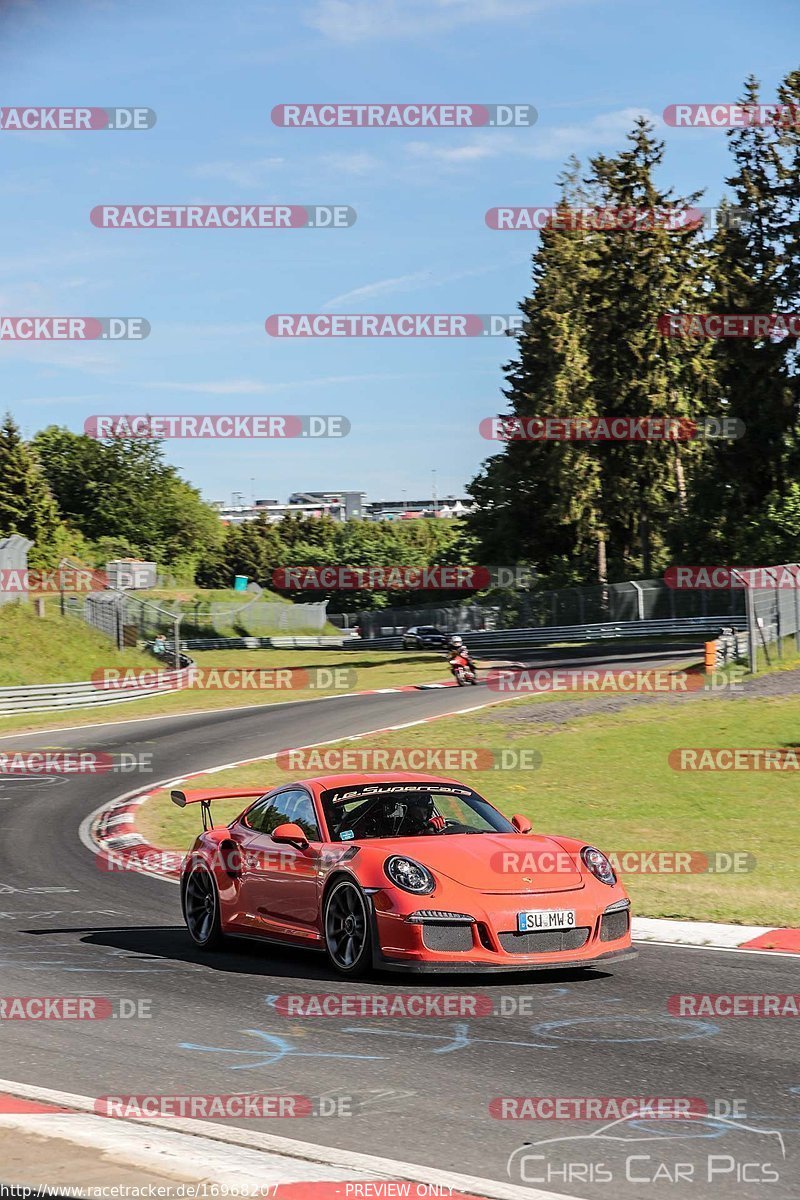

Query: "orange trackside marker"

xmin=705 ymin=640 xmax=717 ymax=670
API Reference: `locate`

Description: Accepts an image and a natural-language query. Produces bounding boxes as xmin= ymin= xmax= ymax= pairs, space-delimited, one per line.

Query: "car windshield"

xmin=320 ymin=783 xmax=515 ymax=841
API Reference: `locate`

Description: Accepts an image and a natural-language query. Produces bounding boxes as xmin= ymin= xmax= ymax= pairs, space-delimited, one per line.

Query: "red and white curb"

xmin=0 ymin=1079 xmax=571 ymax=1200
xmin=632 ymin=916 xmax=800 ymax=954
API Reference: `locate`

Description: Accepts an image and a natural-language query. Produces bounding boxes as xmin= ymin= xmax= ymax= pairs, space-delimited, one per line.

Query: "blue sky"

xmin=2 ymin=0 xmax=798 ymax=505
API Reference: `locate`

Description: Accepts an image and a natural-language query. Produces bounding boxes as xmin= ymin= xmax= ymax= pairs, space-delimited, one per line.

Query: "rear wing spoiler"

xmin=171 ymin=787 xmax=264 ymax=831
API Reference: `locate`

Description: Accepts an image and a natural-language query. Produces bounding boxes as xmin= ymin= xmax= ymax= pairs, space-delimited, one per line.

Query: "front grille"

xmin=421 ymin=922 xmax=475 ymax=952
xmin=600 ymin=909 xmax=629 ymax=942
xmin=498 ymin=927 xmax=590 ymax=954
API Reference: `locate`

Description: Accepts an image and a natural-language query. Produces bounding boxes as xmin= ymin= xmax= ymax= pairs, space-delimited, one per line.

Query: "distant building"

xmin=289 ymin=490 xmax=366 ymax=519
xmin=212 ymin=492 xmax=475 ymax=525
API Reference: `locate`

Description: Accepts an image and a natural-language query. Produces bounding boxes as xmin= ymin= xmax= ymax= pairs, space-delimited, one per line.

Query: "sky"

xmin=2 ymin=0 xmax=798 ymax=506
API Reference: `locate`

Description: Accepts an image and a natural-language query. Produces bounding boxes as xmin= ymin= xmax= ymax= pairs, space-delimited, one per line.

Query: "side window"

xmin=250 ymin=789 xmax=320 ymax=841
xmin=243 ymin=793 xmax=277 ymax=834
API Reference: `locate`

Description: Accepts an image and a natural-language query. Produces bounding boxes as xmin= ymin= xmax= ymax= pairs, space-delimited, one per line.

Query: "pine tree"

xmin=468 ymin=160 xmax=604 ymax=583
xmin=582 ymin=120 xmax=715 ymax=577
xmin=689 ymin=73 xmax=800 ymax=558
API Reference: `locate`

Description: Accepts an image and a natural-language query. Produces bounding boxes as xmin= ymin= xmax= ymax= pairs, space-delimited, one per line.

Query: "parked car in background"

xmin=401 ymin=625 xmax=448 ymax=650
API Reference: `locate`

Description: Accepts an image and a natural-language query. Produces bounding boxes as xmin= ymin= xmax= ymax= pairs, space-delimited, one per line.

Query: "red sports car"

xmin=175 ymin=772 xmax=635 ymax=977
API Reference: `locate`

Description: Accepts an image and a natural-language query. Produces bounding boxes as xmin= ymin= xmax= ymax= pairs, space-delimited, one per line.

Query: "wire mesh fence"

xmin=334 ymin=577 xmax=746 ymax=638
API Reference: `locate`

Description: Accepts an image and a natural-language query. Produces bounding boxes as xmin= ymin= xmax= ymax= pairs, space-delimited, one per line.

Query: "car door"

xmin=238 ymin=787 xmax=323 ymax=943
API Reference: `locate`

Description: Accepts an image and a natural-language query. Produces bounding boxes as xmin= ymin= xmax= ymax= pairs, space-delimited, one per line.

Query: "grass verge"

xmin=137 ymin=688 xmax=800 ymax=926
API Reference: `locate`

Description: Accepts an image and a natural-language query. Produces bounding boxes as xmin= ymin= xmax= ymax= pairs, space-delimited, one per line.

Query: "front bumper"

xmin=370 ymin=893 xmax=634 ymax=973
xmin=373 ymin=943 xmax=637 ymax=973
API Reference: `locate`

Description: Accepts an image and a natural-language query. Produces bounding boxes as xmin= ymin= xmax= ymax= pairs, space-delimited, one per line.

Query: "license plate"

xmin=517 ymin=908 xmax=576 ymax=933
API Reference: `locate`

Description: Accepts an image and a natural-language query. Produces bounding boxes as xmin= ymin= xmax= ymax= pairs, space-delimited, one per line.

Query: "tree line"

xmin=0 ymin=418 xmax=465 ymax=609
xmin=467 ymin=72 xmax=800 ymax=586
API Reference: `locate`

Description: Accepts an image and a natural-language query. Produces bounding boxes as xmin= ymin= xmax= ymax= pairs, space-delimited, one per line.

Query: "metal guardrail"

xmin=351 ymin=615 xmax=748 ymax=653
xmin=0 ymin=656 xmax=195 ymax=715
xmin=172 ymin=635 xmax=349 ymax=651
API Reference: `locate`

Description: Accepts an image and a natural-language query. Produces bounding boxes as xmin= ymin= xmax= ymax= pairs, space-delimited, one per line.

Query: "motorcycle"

xmin=449 ymin=651 xmax=477 ymax=686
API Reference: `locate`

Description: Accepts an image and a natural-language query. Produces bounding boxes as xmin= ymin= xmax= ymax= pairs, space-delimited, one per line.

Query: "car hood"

xmin=370 ymin=833 xmax=584 ymax=894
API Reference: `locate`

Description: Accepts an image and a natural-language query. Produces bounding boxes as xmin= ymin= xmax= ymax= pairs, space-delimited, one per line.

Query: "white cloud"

xmin=144 ymin=379 xmax=271 ymax=395
xmin=321 ymin=258 xmax=525 ymax=310
xmin=320 ymin=151 xmax=383 ymax=176
xmin=192 ymin=157 xmax=285 ymax=188
xmin=322 ymin=271 xmax=434 ymax=310
xmin=405 ymin=107 xmax=657 ymax=166
xmin=306 ymin=0 xmax=565 ymax=43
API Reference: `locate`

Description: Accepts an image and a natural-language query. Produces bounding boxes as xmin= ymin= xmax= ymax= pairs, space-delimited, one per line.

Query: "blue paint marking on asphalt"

xmin=343 ymin=1021 xmax=557 ymax=1053
xmin=530 ymin=1014 xmax=720 ymax=1042
xmin=179 ymin=1027 xmax=388 ymax=1068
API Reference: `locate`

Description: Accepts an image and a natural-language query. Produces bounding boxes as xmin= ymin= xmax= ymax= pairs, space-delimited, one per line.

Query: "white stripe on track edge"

xmin=0 ymin=1078 xmax=582 ymax=1200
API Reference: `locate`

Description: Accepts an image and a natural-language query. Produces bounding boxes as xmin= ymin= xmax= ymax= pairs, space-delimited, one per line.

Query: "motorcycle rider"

xmin=445 ymin=634 xmax=476 ymax=678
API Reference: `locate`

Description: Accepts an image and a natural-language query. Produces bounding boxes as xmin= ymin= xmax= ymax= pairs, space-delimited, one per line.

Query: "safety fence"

xmin=353 ymin=615 xmax=746 ymax=653
xmin=739 ymin=563 xmax=800 ymax=671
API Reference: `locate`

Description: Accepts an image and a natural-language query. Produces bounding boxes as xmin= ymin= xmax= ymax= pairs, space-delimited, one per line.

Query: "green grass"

xmin=137 ymin=688 xmax=800 ymax=926
xmin=0 ymin=602 xmax=155 ymax=686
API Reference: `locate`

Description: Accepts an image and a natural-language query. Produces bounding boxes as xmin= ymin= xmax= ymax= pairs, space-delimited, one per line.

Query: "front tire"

xmin=323 ymin=878 xmax=373 ymax=978
xmin=183 ymin=864 xmax=224 ymax=950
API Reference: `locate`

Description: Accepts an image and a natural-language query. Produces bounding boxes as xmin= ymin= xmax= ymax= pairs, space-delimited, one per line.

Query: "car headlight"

xmin=581 ymin=846 xmax=616 ymax=886
xmin=384 ymin=855 xmax=435 ymax=894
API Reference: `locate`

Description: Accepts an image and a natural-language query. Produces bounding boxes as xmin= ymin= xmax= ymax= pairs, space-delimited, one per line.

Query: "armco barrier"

xmin=171 ymin=635 xmax=348 ymax=651
xmin=353 ymin=615 xmax=748 ymax=653
xmin=0 ymin=657 xmax=194 ymax=716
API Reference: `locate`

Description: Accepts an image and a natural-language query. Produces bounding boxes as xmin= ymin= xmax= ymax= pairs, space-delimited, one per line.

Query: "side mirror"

xmin=511 ymin=814 xmax=532 ymax=834
xmin=272 ymin=822 xmax=310 ymax=849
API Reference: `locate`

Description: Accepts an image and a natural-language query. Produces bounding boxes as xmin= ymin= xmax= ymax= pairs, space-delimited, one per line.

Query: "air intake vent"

xmin=600 ymin=909 xmax=629 ymax=942
xmin=498 ymin=927 xmax=590 ymax=954
xmin=421 ymin=923 xmax=475 ymax=952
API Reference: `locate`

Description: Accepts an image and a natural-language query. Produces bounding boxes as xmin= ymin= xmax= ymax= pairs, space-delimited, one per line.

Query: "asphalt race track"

xmin=0 ymin=646 xmax=797 ymax=1200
